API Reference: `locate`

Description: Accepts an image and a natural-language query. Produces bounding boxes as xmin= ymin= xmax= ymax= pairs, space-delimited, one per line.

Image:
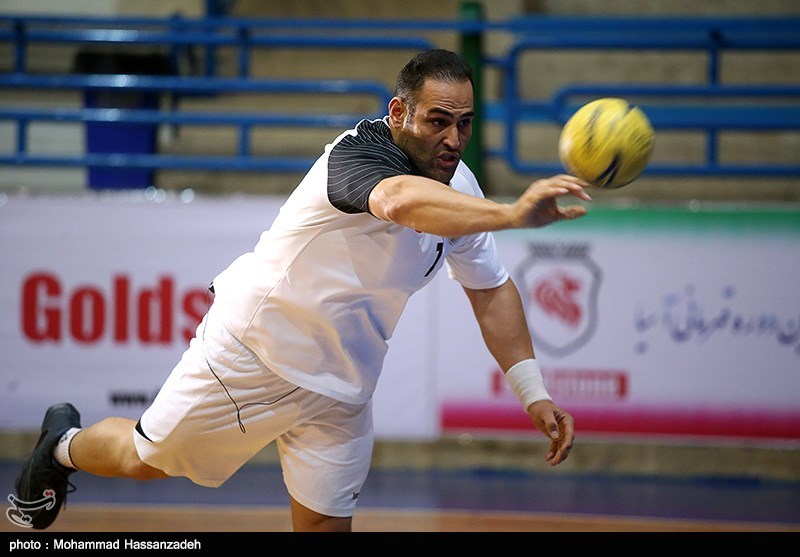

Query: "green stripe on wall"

xmin=499 ymin=204 xmax=800 ymax=237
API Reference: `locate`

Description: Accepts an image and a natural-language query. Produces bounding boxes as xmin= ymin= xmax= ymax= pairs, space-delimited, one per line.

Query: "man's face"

xmin=390 ymin=78 xmax=474 ymax=184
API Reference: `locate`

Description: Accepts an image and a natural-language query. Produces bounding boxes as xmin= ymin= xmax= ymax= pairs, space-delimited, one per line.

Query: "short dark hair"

xmin=395 ymin=49 xmax=473 ymax=108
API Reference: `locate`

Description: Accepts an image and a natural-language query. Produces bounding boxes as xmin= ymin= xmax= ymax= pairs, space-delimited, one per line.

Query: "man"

xmin=16 ymin=49 xmax=589 ymax=532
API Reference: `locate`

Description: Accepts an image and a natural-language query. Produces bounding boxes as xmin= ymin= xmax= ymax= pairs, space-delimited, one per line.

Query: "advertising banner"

xmin=2 ymin=195 xmax=798 ymax=441
xmin=438 ymin=207 xmax=800 ymax=441
xmin=0 ymin=193 xmax=436 ymax=438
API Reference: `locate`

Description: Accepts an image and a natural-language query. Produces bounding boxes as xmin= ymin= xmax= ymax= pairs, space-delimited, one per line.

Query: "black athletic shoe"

xmin=14 ymin=403 xmax=81 ymax=530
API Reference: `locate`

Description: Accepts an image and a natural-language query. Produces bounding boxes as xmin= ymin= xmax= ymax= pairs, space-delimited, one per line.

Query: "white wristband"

xmin=505 ymin=359 xmax=551 ymax=411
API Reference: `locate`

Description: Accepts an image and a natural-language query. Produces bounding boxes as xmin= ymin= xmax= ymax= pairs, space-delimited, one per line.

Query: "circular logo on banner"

xmin=514 ymin=242 xmax=602 ymax=358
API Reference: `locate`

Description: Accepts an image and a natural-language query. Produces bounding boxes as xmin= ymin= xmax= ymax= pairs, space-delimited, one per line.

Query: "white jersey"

xmin=211 ymin=117 xmax=509 ymax=404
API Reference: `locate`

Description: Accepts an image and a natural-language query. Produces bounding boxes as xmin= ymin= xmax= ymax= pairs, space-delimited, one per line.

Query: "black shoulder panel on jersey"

xmin=328 ymin=119 xmax=416 ymax=214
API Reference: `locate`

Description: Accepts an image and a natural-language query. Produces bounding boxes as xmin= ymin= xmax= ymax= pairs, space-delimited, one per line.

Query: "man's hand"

xmin=527 ymin=399 xmax=575 ymax=466
xmin=512 ymin=174 xmax=591 ymax=229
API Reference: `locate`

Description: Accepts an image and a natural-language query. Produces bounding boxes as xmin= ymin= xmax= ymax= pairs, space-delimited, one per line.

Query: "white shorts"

xmin=133 ymin=307 xmax=374 ymax=518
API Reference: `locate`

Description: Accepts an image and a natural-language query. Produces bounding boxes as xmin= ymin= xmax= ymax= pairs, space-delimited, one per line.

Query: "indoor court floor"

xmin=2 ymin=460 xmax=798 ymax=533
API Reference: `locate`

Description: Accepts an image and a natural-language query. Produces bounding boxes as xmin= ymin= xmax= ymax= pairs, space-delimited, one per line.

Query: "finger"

xmin=528 ymin=174 xmax=586 ymax=192
xmin=558 ymin=205 xmax=588 ymax=220
xmin=538 ymin=178 xmax=592 ymax=202
xmin=555 ymin=178 xmax=592 ymax=201
xmin=544 ymin=409 xmax=575 ymax=465
xmin=545 ymin=442 xmax=561 ymax=465
xmin=550 ymin=449 xmax=569 ymax=466
xmin=548 ymin=419 xmax=561 ymax=439
xmin=546 ymin=439 xmax=573 ymax=466
xmin=571 ymin=187 xmax=592 ymax=202
xmin=550 ymin=174 xmax=591 ymax=190
xmin=557 ymin=173 xmax=590 ymax=186
xmin=542 ymin=428 xmax=562 ymax=463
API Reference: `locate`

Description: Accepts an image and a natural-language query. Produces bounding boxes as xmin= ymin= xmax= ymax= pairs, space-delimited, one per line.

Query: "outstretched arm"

xmin=463 ymin=279 xmax=574 ymax=466
xmin=369 ymin=174 xmax=590 ymax=237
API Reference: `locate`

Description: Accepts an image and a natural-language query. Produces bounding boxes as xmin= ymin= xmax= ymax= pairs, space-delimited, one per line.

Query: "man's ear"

xmin=388 ymin=96 xmax=407 ymax=127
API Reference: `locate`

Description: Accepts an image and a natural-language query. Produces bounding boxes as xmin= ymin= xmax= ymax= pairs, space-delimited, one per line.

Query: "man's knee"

xmin=126 ymin=458 xmax=169 ymax=480
xmin=91 ymin=417 xmax=167 ymax=480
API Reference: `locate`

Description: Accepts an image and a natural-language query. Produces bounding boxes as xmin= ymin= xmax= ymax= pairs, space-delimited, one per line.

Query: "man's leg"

xmin=69 ymin=417 xmax=167 ymax=480
xmin=278 ymin=395 xmax=373 ymax=533
xmin=289 ymin=496 xmax=352 ymax=532
xmin=15 ymin=403 xmax=167 ymax=530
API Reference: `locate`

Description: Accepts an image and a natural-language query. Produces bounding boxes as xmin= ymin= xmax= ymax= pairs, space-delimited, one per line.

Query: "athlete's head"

xmin=389 ymin=49 xmax=475 ymax=184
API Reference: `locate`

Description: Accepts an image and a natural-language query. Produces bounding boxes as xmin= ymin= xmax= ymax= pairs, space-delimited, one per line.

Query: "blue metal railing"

xmin=0 ymin=15 xmax=440 ymax=76
xmin=493 ymin=83 xmax=800 ymax=177
xmin=0 ymin=73 xmax=392 ymax=172
xmin=492 ymin=15 xmax=800 ymax=177
xmin=1 ymin=14 xmax=799 ymax=180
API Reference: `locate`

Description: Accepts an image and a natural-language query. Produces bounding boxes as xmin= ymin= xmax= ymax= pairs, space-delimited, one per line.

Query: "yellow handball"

xmin=558 ymin=98 xmax=654 ymax=189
